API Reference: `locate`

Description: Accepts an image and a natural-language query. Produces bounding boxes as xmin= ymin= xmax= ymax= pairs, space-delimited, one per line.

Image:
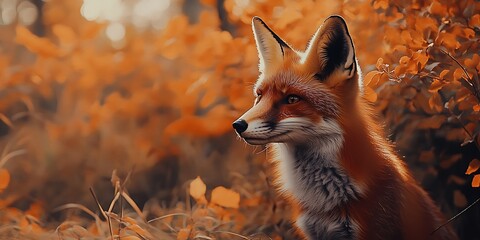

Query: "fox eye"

xmin=286 ymin=95 xmax=300 ymax=104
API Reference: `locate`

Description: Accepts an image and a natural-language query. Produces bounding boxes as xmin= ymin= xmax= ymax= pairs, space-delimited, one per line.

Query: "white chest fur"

xmin=273 ymin=141 xmax=360 ymax=212
xmin=271 ymin=133 xmax=362 ymax=239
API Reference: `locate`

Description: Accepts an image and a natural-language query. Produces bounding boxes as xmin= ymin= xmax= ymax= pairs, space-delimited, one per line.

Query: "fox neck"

xmin=273 ymin=136 xmax=361 ymax=213
xmin=338 ymin=92 xmax=409 ymax=189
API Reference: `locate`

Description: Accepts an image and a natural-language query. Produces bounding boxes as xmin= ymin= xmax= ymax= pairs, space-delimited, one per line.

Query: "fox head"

xmin=233 ymin=16 xmax=362 ymax=145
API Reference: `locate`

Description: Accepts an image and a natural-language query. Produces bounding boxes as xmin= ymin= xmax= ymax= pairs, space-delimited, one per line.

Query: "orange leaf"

xmin=15 ymin=26 xmax=61 ymax=57
xmin=400 ymin=30 xmax=413 ymax=44
xmin=472 ymin=174 xmax=480 ymax=187
xmin=437 ymin=31 xmax=460 ymax=50
xmin=200 ymin=0 xmax=216 ymax=6
xmin=469 ymin=14 xmax=480 ymax=28
xmin=242 ymin=196 xmax=262 ymax=207
xmin=189 ymin=176 xmax=206 ymax=200
xmin=52 ymin=24 xmax=77 ymax=45
xmin=428 ymin=92 xmax=443 ymax=113
xmin=419 ymin=150 xmax=434 ymax=163
xmin=417 ymin=115 xmax=446 ymax=129
xmin=26 ymin=201 xmax=44 ymax=219
xmin=118 ymin=236 xmax=141 ymax=240
xmin=177 ymin=227 xmax=191 ymax=240
xmin=429 ymin=1 xmax=447 ymax=15
xmin=0 ymin=168 xmax=10 ymax=192
xmin=429 ymin=80 xmax=443 ymax=93
xmin=364 ymin=70 xmax=381 ymax=86
xmin=464 ymin=54 xmax=479 ymax=69
xmin=440 ymin=154 xmax=462 ymax=169
xmin=463 ymin=28 xmax=475 ymax=39
xmin=164 ymin=105 xmax=236 ymax=137
xmin=125 ymin=224 xmax=153 ymax=239
xmin=412 ymin=51 xmax=428 ymax=69
xmin=453 ymin=190 xmax=467 ymax=208
xmin=473 ymin=104 xmax=480 ymax=112
xmin=211 ymin=186 xmax=240 ymax=208
xmin=276 ymin=8 xmax=303 ymax=29
xmin=376 ymin=58 xmax=384 ymax=70
xmin=200 ymin=88 xmax=218 ymax=109
xmin=439 ymin=69 xmax=450 ymax=79
xmin=364 ymin=86 xmax=378 ymax=103
xmin=81 ymin=22 xmax=105 ymax=39
xmin=373 ymin=0 xmax=388 ymax=9
xmin=399 ymin=56 xmax=410 ymax=65
xmin=448 ymin=175 xmax=466 ymax=185
xmin=466 ymin=159 xmax=480 ymax=175
xmin=414 ymin=16 xmax=438 ymax=33
xmin=453 ymin=68 xmax=465 ymax=81
xmin=192 ymin=208 xmax=209 ymax=219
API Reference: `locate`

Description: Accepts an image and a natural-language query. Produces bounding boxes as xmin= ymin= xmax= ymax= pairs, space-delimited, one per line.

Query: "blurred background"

xmin=0 ymin=0 xmax=479 ymax=239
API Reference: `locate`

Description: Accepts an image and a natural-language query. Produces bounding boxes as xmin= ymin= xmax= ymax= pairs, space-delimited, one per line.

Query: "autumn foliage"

xmin=0 ymin=0 xmax=479 ymax=239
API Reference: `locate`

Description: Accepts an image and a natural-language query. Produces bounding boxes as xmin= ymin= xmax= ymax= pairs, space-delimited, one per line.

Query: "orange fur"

xmin=335 ymin=90 xmax=456 ymax=239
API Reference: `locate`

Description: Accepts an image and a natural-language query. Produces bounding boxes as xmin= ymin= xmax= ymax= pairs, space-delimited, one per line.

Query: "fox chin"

xmin=232 ymin=15 xmax=458 ymax=240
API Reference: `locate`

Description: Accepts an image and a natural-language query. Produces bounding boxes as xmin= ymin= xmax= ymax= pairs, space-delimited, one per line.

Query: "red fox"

xmin=232 ymin=16 xmax=458 ymax=240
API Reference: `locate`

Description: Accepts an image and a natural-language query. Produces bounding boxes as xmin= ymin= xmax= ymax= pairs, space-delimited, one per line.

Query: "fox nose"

xmin=232 ymin=119 xmax=248 ymax=134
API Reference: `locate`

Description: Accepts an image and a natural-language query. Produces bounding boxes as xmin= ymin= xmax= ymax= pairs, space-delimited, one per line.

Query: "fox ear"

xmin=252 ymin=16 xmax=290 ymax=75
xmin=304 ymin=16 xmax=356 ymax=81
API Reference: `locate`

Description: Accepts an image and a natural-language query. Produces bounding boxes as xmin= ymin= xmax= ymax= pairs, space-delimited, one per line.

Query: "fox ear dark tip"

xmin=326 ymin=15 xmax=345 ymax=20
xmin=252 ymin=16 xmax=264 ymax=24
xmin=324 ymin=15 xmax=348 ymax=26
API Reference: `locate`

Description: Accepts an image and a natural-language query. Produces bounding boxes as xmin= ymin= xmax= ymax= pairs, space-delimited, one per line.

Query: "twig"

xmin=214 ymin=230 xmax=249 ymax=240
xmin=121 ymin=191 xmax=146 ymax=221
xmin=439 ymin=48 xmax=473 ymax=85
xmin=431 ymin=195 xmax=480 ymax=235
xmin=55 ymin=221 xmax=81 ymax=239
xmin=447 ymin=108 xmax=480 ymax=151
xmin=121 ymin=166 xmax=135 ymax=189
xmin=90 ymin=187 xmax=114 ymax=240
xmin=107 ymin=191 xmax=121 ymax=213
xmin=185 ymin=186 xmax=190 ymax=228
xmin=439 ymin=48 xmax=480 ymax=102
xmin=0 ymin=114 xmax=14 ymax=129
xmin=89 ymin=187 xmax=108 ymax=220
xmin=194 ymin=235 xmax=213 ymax=240
xmin=119 ymin=187 xmax=124 ymax=239
xmin=147 ymin=213 xmax=190 ymax=224
xmin=54 ymin=203 xmax=100 ymax=222
xmin=0 ymin=149 xmax=26 ymax=168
